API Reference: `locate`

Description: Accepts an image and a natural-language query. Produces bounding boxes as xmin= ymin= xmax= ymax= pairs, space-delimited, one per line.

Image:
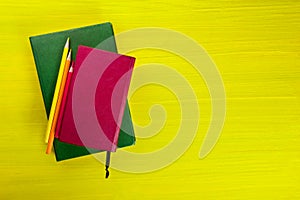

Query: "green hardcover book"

xmin=29 ymin=22 xmax=135 ymax=161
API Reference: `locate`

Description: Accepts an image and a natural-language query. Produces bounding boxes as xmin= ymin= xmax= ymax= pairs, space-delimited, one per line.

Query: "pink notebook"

xmin=58 ymin=46 xmax=135 ymax=152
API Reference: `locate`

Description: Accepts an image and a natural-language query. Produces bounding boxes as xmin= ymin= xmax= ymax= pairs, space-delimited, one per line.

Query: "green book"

xmin=29 ymin=22 xmax=135 ymax=161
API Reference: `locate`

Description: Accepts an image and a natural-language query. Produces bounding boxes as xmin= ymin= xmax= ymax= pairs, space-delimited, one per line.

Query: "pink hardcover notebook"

xmin=58 ymin=45 xmax=135 ymax=152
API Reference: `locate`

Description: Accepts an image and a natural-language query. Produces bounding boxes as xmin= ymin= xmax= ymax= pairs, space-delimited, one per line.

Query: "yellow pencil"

xmin=45 ymin=38 xmax=69 ymax=143
xmin=46 ymin=50 xmax=72 ymax=154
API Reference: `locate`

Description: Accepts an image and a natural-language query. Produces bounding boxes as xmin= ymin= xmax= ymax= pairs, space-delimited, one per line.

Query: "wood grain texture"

xmin=0 ymin=0 xmax=299 ymax=199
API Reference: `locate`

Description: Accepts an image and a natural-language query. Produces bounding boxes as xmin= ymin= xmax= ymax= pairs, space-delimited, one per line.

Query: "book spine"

xmin=112 ymin=57 xmax=136 ymax=152
xmin=29 ymin=38 xmax=49 ymax=118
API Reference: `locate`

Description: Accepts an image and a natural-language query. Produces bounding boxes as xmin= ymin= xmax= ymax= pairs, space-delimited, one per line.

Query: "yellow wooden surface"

xmin=0 ymin=0 xmax=299 ymax=199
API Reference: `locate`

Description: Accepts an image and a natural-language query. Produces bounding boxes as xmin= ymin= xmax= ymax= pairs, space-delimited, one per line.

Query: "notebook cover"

xmin=29 ymin=23 xmax=135 ymax=161
xmin=59 ymin=46 xmax=135 ymax=151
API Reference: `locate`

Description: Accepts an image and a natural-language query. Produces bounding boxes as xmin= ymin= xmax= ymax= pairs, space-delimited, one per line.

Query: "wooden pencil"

xmin=45 ymin=38 xmax=69 ymax=144
xmin=55 ymin=62 xmax=74 ymax=138
xmin=46 ymin=50 xmax=72 ymax=154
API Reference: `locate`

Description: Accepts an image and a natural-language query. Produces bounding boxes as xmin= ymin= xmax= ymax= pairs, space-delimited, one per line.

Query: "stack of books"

xmin=29 ymin=22 xmax=136 ymax=177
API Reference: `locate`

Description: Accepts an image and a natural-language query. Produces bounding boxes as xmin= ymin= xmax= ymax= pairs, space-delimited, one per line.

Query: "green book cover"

xmin=29 ymin=22 xmax=135 ymax=161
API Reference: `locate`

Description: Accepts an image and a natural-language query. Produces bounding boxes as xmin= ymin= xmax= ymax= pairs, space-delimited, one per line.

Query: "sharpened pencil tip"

xmin=64 ymin=38 xmax=69 ymax=48
xmin=69 ymin=62 xmax=74 ymax=72
xmin=67 ymin=49 xmax=72 ymax=60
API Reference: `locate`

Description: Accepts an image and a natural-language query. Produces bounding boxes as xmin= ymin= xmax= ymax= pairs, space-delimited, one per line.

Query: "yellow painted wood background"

xmin=0 ymin=0 xmax=299 ymax=199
